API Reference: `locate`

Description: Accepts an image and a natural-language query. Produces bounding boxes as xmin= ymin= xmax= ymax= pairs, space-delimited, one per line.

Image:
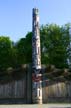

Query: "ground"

xmin=0 ymin=104 xmax=71 ymax=108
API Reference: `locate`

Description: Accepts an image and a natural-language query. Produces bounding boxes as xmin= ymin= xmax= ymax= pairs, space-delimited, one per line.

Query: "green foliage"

xmin=40 ymin=23 xmax=71 ymax=68
xmin=0 ymin=36 xmax=13 ymax=70
xmin=0 ymin=23 xmax=71 ymax=71
xmin=16 ymin=32 xmax=32 ymax=64
xmin=15 ymin=23 xmax=71 ymax=68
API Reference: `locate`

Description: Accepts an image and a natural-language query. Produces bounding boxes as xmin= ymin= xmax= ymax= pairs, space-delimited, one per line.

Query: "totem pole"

xmin=32 ymin=8 xmax=42 ymax=104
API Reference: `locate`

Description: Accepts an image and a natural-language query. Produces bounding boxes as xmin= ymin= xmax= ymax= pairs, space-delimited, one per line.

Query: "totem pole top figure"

xmin=33 ymin=8 xmax=39 ymax=15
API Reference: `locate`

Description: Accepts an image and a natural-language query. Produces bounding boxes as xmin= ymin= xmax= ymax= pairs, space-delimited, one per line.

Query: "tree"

xmin=40 ymin=23 xmax=70 ymax=68
xmin=16 ymin=32 xmax=32 ymax=65
xmin=0 ymin=36 xmax=14 ymax=70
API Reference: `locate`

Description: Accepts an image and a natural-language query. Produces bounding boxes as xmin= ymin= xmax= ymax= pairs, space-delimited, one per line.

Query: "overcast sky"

xmin=0 ymin=0 xmax=71 ymax=41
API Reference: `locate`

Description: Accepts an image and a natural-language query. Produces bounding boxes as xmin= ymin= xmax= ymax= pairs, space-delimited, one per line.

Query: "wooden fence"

xmin=42 ymin=81 xmax=71 ymax=103
xmin=0 ymin=65 xmax=32 ymax=104
xmin=0 ymin=65 xmax=71 ymax=103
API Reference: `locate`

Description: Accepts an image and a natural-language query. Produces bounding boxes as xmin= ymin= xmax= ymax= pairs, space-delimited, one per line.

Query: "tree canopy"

xmin=0 ymin=23 xmax=71 ymax=71
xmin=0 ymin=36 xmax=13 ymax=70
xmin=40 ymin=23 xmax=71 ymax=68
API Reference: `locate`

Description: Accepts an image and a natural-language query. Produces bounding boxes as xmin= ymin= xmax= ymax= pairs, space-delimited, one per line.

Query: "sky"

xmin=0 ymin=0 xmax=71 ymax=42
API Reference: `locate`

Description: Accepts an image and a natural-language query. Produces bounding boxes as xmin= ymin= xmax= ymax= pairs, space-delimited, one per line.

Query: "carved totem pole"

xmin=32 ymin=8 xmax=42 ymax=104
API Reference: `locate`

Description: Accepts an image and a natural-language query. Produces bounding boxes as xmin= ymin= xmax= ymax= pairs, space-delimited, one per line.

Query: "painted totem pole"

xmin=32 ymin=8 xmax=42 ymax=104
